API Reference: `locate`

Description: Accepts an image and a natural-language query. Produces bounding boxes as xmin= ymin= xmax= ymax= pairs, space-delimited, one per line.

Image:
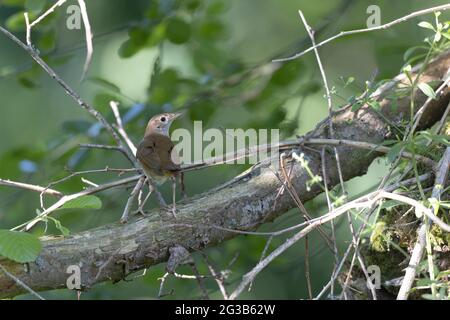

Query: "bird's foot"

xmin=132 ymin=207 xmax=148 ymax=218
xmin=158 ymin=205 xmax=178 ymax=220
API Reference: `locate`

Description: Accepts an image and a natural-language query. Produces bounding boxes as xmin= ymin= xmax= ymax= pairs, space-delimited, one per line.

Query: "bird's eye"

xmin=160 ymin=116 xmax=167 ymax=122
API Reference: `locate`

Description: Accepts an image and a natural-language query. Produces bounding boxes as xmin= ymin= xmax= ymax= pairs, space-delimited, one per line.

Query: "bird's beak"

xmin=171 ymin=111 xmax=184 ymax=120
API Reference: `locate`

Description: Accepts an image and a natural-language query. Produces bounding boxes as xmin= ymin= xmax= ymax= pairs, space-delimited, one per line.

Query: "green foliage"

xmin=166 ymin=17 xmax=191 ymax=44
xmin=1 ymin=0 xmax=450 ymax=300
xmin=0 ymin=230 xmax=42 ymax=263
xmin=59 ymin=195 xmax=102 ymax=210
xmin=370 ymin=221 xmax=391 ymax=252
xmin=418 ymin=82 xmax=437 ymax=99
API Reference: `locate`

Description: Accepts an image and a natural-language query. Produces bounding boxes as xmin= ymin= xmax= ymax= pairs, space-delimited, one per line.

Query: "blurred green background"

xmin=0 ymin=0 xmax=447 ymax=299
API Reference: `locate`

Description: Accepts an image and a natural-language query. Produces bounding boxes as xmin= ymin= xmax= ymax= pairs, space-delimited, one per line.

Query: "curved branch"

xmin=1 ymin=49 xmax=450 ymax=299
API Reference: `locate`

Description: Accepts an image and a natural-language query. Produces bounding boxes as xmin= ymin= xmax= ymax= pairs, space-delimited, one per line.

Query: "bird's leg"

xmin=179 ymin=172 xmax=188 ymax=200
xmin=134 ymin=187 xmax=152 ymax=217
xmin=171 ymin=176 xmax=177 ymax=219
xmin=147 ymin=179 xmax=167 ymax=207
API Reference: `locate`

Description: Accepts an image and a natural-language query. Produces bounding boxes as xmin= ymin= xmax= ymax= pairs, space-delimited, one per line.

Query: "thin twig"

xmin=274 ymin=4 xmax=450 ymax=62
xmin=0 ymin=178 xmax=63 ymax=197
xmin=433 ymin=101 xmax=450 ymax=135
xmin=29 ymin=0 xmax=67 ymax=28
xmin=397 ymin=147 xmax=450 ymax=300
xmin=110 ymin=101 xmax=137 ymax=155
xmin=0 ymin=264 xmax=45 ymax=300
xmin=24 ymin=13 xmax=31 ymax=46
xmin=0 ymin=25 xmax=136 ymax=167
xmin=304 ymin=138 xmax=436 ymax=167
xmin=200 ymin=253 xmax=229 ymax=300
xmin=179 ymin=136 xmax=436 ymax=174
xmin=321 ymin=148 xmax=338 ymax=297
xmin=298 ymin=10 xmax=347 ymax=196
xmin=120 ymin=176 xmax=145 ymax=223
xmin=17 ymin=174 xmax=143 ymax=231
xmin=316 ymin=173 xmax=432 ymax=299
xmin=77 ymin=0 xmax=93 ymax=81
xmin=158 ymin=272 xmax=173 ymax=298
xmin=228 ymin=185 xmax=450 ymax=299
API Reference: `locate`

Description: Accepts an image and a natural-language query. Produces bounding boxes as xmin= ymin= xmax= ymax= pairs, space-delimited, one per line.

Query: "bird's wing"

xmin=137 ymin=135 xmax=180 ymax=172
xmin=136 ymin=138 xmax=163 ymax=173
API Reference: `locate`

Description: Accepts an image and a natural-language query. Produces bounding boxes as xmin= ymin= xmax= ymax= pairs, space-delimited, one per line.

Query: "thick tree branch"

xmin=1 ymin=48 xmax=450 ymax=298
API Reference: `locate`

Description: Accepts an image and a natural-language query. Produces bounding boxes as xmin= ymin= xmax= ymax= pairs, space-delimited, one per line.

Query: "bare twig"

xmin=274 ymin=4 xmax=450 ymax=62
xmin=200 ymin=253 xmax=229 ymax=299
xmin=24 ymin=12 xmax=31 ymax=46
xmin=397 ymin=224 xmax=427 ymax=300
xmin=157 ymin=272 xmax=173 ymax=297
xmin=188 ymin=260 xmax=210 ymax=300
xmin=29 ymin=0 xmax=67 ymax=28
xmin=0 ymin=264 xmax=45 ymax=300
xmin=303 ymin=138 xmax=436 ymax=168
xmin=179 ymin=136 xmax=436 ymax=174
xmin=78 ymin=143 xmax=136 ymax=165
xmin=0 ymin=178 xmax=63 ymax=197
xmin=321 ymin=148 xmax=338 ymax=297
xmin=0 ymin=25 xmax=136 ymax=166
xmin=228 ymin=185 xmax=450 ymax=299
xmin=298 ymin=10 xmax=347 ymax=195
xmin=120 ymin=176 xmax=145 ymax=223
xmin=17 ymin=174 xmax=143 ymax=231
xmin=77 ymin=0 xmax=93 ymax=81
xmin=110 ymin=101 xmax=137 ymax=155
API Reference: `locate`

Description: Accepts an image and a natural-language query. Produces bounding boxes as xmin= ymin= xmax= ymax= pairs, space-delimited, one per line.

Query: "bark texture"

xmin=1 ymin=50 xmax=450 ymax=298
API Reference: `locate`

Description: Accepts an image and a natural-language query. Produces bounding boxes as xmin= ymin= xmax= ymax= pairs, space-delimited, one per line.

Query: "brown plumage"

xmin=136 ymin=112 xmax=182 ymax=185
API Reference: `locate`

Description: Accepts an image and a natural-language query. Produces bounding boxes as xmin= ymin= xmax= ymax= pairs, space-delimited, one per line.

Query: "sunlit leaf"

xmin=0 ymin=230 xmax=42 ymax=263
xmin=60 ymin=195 xmax=102 ymax=210
xmin=418 ymin=82 xmax=436 ymax=99
xmin=418 ymin=21 xmax=435 ymax=31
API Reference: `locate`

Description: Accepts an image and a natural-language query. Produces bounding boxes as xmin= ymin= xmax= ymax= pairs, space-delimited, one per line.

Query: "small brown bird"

xmin=136 ymin=112 xmax=183 ymax=217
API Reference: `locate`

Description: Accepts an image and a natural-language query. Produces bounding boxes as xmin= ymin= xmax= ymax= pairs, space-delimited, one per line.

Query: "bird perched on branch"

xmin=136 ymin=112 xmax=184 ymax=217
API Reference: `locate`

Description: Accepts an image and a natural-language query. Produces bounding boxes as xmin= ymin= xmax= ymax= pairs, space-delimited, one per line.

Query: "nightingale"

xmin=136 ymin=112 xmax=183 ymax=217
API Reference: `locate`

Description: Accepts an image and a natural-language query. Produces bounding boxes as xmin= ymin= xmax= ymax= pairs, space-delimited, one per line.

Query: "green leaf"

xmin=434 ymin=31 xmax=442 ymax=43
xmin=351 ymin=101 xmax=364 ymax=112
xmin=368 ymin=100 xmax=381 ymax=111
xmin=207 ymin=1 xmax=227 ymax=15
xmin=198 ymin=19 xmax=226 ymax=40
xmin=37 ymin=29 xmax=56 ymax=51
xmin=386 ymin=142 xmax=405 ymax=163
xmin=18 ymin=76 xmax=38 ymax=88
xmin=416 ymin=278 xmax=434 ymax=287
xmin=380 ymin=200 xmax=403 ymax=210
xmin=118 ymin=39 xmax=140 ymax=58
xmin=2 ymin=0 xmax=26 ymax=6
xmin=184 ymin=0 xmax=202 ymax=11
xmin=271 ymin=60 xmax=303 ymax=86
xmin=418 ymin=21 xmax=435 ymax=31
xmin=418 ymin=82 xmax=436 ymax=99
xmin=60 ymin=195 xmax=102 ymax=210
xmin=0 ymin=230 xmax=42 ymax=263
xmin=166 ymin=17 xmax=191 ymax=44
xmin=50 ymin=218 xmax=70 ymax=236
xmin=6 ymin=11 xmax=27 ymax=31
xmin=25 ymin=0 xmax=47 ymax=14
xmin=403 ymin=46 xmax=426 ymax=62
